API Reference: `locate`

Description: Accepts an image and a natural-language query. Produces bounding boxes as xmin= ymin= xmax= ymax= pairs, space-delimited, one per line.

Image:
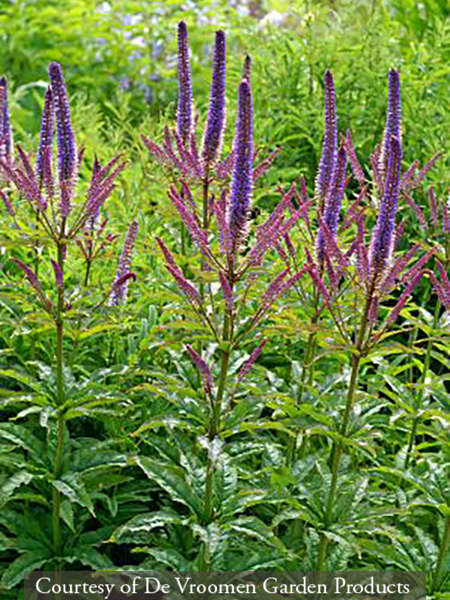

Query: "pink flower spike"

xmin=428 ymin=186 xmax=439 ymax=228
xmin=442 ymin=201 xmax=450 ymax=233
xmin=404 ymin=192 xmax=428 ymax=229
xmin=12 ymin=259 xmax=53 ymax=313
xmin=166 ymin=264 xmax=200 ymax=305
xmin=401 ymin=247 xmax=436 ymax=284
xmin=0 ymin=189 xmax=14 ymax=216
xmin=237 ymin=340 xmax=266 ymax=384
xmin=219 ymin=271 xmax=234 ymax=314
xmin=186 ymin=344 xmax=213 ymax=397
xmin=343 ymin=130 xmax=365 ymax=187
xmin=428 ymin=270 xmax=450 ymax=310
xmin=155 ymin=237 xmax=182 ymax=274
xmin=386 ymin=270 xmax=424 ymax=326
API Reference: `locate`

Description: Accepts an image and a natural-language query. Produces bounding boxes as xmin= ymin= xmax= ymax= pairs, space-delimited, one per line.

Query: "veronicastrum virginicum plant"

xmin=115 ymin=22 xmax=310 ymax=570
xmin=0 ymin=63 xmax=137 ymax=583
xmin=269 ymin=68 xmax=446 ymax=573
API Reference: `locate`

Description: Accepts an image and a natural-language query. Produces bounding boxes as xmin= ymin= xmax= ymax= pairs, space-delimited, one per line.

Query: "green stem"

xmin=204 ymin=313 xmax=231 ymax=521
xmin=287 ymin=289 xmax=321 ymax=466
xmin=316 ymin=295 xmax=371 ymax=571
xmin=432 ymin=515 xmax=450 ymax=594
xmin=199 ymin=176 xmax=210 ymax=306
xmin=84 ymin=259 xmax=92 ymax=288
xmin=202 ymin=309 xmax=232 ymax=570
xmin=53 ymin=242 xmax=66 ymax=571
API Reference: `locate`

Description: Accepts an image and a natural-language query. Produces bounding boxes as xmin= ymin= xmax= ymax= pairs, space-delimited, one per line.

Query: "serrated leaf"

xmin=53 ymin=473 xmax=95 ymax=516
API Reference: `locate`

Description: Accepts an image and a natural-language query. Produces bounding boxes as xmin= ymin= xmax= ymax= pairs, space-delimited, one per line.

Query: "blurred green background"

xmin=0 ymin=0 xmax=449 ymax=192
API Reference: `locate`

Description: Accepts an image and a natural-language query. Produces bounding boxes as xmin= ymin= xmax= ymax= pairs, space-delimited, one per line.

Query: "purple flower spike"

xmin=229 ymin=80 xmax=253 ymax=251
xmin=315 ymin=70 xmax=338 ymax=212
xmin=36 ymin=86 xmax=54 ymax=185
xmin=202 ymin=30 xmax=226 ymax=168
xmin=379 ymin=70 xmax=401 ymax=180
xmin=316 ymin=145 xmax=347 ymax=265
xmin=110 ymin=220 xmax=138 ymax=305
xmin=48 ymin=62 xmax=77 ymax=216
xmin=369 ymin=135 xmax=402 ymax=285
xmin=0 ymin=77 xmax=12 ymax=160
xmin=177 ymin=22 xmax=193 ymax=146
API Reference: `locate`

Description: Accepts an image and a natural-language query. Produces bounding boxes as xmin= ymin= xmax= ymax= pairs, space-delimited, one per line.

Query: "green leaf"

xmin=136 ymin=456 xmax=202 ymax=518
xmin=53 ymin=473 xmax=95 ymax=516
xmin=0 ymin=470 xmax=34 ymax=506
xmin=110 ymin=510 xmax=185 ymax=543
xmin=2 ymin=551 xmax=50 ymax=589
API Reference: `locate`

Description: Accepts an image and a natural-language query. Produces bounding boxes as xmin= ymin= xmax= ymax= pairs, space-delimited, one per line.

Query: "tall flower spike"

xmin=369 ymin=135 xmax=402 ymax=285
xmin=0 ymin=77 xmax=12 ymax=160
xmin=48 ymin=62 xmax=77 ymax=217
xmin=36 ymin=86 xmax=54 ymax=185
xmin=315 ymin=70 xmax=338 ymax=213
xmin=202 ymin=30 xmax=226 ymax=168
xmin=177 ymin=22 xmax=193 ymax=146
xmin=379 ymin=69 xmax=401 ymax=181
xmin=228 ymin=80 xmax=253 ymax=251
xmin=109 ymin=221 xmax=138 ymax=305
xmin=316 ymin=145 xmax=347 ymax=265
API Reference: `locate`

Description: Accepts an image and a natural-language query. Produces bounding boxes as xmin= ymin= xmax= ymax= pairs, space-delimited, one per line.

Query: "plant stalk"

xmin=316 ymin=294 xmax=371 ymax=570
xmin=52 ymin=241 xmax=66 ymax=571
xmin=432 ymin=515 xmax=450 ymax=594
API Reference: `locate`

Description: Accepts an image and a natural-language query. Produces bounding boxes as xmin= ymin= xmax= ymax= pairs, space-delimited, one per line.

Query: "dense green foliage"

xmin=0 ymin=1 xmax=449 ymax=598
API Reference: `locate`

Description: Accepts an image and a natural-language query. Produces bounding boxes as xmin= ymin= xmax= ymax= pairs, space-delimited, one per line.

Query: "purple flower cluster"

xmin=0 ymin=77 xmax=12 ymax=161
xmin=315 ymin=71 xmax=338 ymax=212
xmin=49 ymin=62 xmax=77 ymax=216
xmin=176 ymin=22 xmax=193 ymax=146
xmin=228 ymin=80 xmax=253 ymax=251
xmin=202 ymin=30 xmax=226 ymax=168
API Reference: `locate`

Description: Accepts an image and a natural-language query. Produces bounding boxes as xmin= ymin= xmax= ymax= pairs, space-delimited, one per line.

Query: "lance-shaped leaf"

xmin=202 ymin=30 xmax=226 ymax=167
xmin=177 ymin=22 xmax=193 ymax=145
